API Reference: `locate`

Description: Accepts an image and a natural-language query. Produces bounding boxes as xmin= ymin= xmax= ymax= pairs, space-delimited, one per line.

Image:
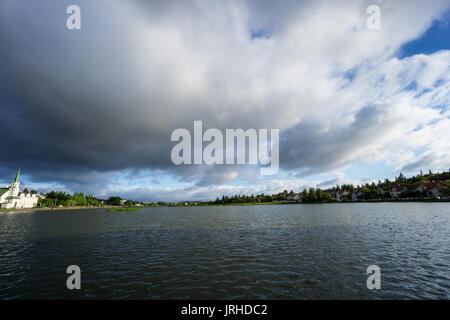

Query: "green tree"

xmin=440 ymin=186 xmax=450 ymax=196
xmin=107 ymin=196 xmax=122 ymax=206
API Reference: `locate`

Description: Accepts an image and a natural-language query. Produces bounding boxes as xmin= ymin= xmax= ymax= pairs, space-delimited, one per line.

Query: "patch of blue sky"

xmin=414 ymin=88 xmax=432 ymax=98
xmin=343 ymin=67 xmax=358 ymax=81
xmin=341 ymin=161 xmax=397 ymax=184
xmin=399 ymin=11 xmax=450 ymax=58
xmin=335 ymin=67 xmax=360 ymax=89
xmin=410 ymin=118 xmax=443 ymax=130
xmin=404 ymin=81 xmax=418 ymax=91
xmin=412 ymin=146 xmax=429 ymax=157
xmin=434 ymin=78 xmax=445 ymax=87
xmin=250 ymin=28 xmax=271 ymax=40
xmin=412 ymin=123 xmax=424 ymax=132
xmin=430 ymin=104 xmax=448 ymax=115
xmin=332 ymin=65 xmax=361 ymax=89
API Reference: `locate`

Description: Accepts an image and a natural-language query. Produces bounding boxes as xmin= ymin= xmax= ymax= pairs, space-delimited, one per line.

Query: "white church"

xmin=0 ymin=169 xmax=39 ymax=209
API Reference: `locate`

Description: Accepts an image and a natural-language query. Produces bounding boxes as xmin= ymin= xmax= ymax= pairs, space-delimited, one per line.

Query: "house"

xmin=0 ymin=169 xmax=40 ymax=209
xmin=390 ymin=185 xmax=406 ymax=198
xmin=287 ymin=193 xmax=303 ymax=201
xmin=417 ymin=181 xmax=441 ymax=197
xmin=335 ymin=190 xmax=349 ymax=202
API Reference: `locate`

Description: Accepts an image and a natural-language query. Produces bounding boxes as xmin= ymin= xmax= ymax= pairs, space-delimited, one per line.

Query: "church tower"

xmin=10 ymin=168 xmax=20 ymax=197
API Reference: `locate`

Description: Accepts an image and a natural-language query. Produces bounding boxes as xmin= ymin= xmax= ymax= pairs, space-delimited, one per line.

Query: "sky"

xmin=0 ymin=0 xmax=449 ymax=202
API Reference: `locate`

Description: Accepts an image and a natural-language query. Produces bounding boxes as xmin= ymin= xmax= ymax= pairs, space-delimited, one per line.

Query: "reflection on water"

xmin=0 ymin=203 xmax=449 ymax=299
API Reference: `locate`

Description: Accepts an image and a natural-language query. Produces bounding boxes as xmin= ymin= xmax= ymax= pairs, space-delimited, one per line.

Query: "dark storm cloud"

xmin=0 ymin=1 xmax=178 ymax=185
xmin=0 ymin=0 xmax=268 ymax=187
xmin=280 ymin=106 xmax=388 ymax=176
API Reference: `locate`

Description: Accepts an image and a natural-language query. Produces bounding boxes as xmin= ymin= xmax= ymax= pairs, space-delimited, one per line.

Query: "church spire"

xmin=14 ymin=168 xmax=20 ymax=183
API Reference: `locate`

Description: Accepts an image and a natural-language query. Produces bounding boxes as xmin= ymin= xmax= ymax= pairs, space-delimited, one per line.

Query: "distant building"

xmin=287 ymin=193 xmax=303 ymax=201
xmin=335 ymin=190 xmax=349 ymax=202
xmin=0 ymin=169 xmax=40 ymax=209
xmin=390 ymin=185 xmax=406 ymax=198
xmin=351 ymin=191 xmax=362 ymax=201
xmin=417 ymin=181 xmax=441 ymax=197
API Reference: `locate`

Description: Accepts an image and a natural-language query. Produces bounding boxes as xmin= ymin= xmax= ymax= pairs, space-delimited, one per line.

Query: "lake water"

xmin=1 ymin=203 xmax=449 ymax=299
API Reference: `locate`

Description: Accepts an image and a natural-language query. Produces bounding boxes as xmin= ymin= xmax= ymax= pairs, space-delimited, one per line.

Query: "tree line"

xmin=37 ymin=192 xmax=138 ymax=208
xmin=211 ymin=169 xmax=450 ymax=204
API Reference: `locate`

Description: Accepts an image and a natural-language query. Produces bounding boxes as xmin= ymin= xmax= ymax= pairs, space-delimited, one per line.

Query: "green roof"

xmin=14 ymin=168 xmax=20 ymax=183
xmin=0 ymin=188 xmax=8 ymax=196
xmin=6 ymin=196 xmax=20 ymax=200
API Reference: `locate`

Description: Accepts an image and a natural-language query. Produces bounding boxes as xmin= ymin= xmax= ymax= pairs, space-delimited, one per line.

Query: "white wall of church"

xmin=1 ymin=192 xmax=38 ymax=209
xmin=19 ymin=193 xmax=39 ymax=208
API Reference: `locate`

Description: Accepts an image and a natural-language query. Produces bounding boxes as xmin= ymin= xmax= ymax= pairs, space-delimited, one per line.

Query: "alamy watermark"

xmin=366 ymin=5 xmax=381 ymax=30
xmin=65 ymin=5 xmax=380 ymax=31
xmin=171 ymin=121 xmax=279 ymax=175
xmin=66 ymin=265 xmax=81 ymax=290
xmin=366 ymin=265 xmax=381 ymax=290
xmin=66 ymin=5 xmax=81 ymax=30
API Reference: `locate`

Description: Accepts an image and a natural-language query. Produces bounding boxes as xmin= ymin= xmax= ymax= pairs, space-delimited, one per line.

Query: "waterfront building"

xmin=0 ymin=169 xmax=39 ymax=209
xmin=417 ymin=181 xmax=444 ymax=197
xmin=390 ymin=185 xmax=406 ymax=198
xmin=287 ymin=193 xmax=302 ymax=201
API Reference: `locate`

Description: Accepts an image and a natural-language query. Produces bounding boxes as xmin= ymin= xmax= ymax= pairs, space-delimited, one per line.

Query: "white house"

xmin=287 ymin=193 xmax=303 ymax=201
xmin=0 ymin=169 xmax=39 ymax=209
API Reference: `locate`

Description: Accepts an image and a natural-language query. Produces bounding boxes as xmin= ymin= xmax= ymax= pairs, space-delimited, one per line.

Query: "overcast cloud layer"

xmin=1 ymin=0 xmax=449 ymax=201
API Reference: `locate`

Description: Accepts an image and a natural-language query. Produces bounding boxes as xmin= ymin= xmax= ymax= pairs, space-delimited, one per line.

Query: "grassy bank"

xmin=0 ymin=205 xmax=118 ymax=214
xmin=106 ymin=208 xmax=143 ymax=212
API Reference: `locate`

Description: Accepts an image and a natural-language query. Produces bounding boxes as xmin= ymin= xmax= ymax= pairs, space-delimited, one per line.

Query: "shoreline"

xmin=0 ymin=206 xmax=118 ymax=214
xmin=200 ymin=198 xmax=449 ymax=206
xmin=1 ymin=198 xmax=448 ymax=214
